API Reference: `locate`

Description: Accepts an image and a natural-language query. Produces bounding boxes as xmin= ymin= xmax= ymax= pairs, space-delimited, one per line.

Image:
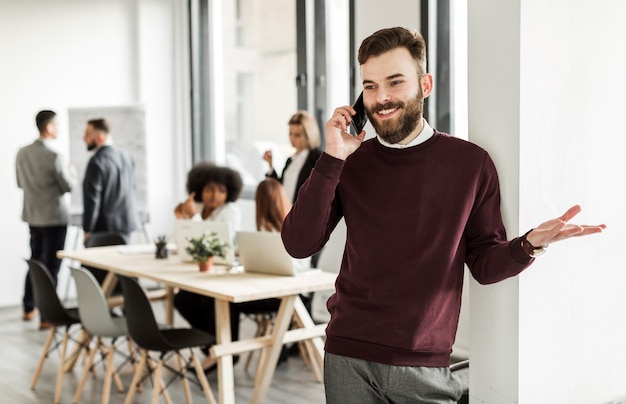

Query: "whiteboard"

xmin=68 ymin=105 xmax=148 ymax=220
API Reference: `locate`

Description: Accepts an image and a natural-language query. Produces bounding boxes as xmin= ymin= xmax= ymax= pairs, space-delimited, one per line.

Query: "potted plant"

xmin=185 ymin=231 xmax=230 ymax=272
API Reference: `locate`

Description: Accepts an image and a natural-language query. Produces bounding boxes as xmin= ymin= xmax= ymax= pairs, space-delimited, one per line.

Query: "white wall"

xmin=468 ymin=0 xmax=522 ymax=401
xmin=517 ymin=1 xmax=626 ymax=402
xmin=0 ymin=0 xmax=189 ymax=307
xmin=469 ymin=0 xmax=626 ymax=402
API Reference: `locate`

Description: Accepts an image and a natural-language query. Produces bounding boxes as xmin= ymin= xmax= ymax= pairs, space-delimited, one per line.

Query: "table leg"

xmin=101 ymin=271 xmax=118 ymax=296
xmin=165 ymin=286 xmax=175 ymax=326
xmin=214 ymin=299 xmax=235 ymax=404
xmin=293 ymin=297 xmax=325 ymax=366
xmin=250 ymin=295 xmax=296 ymax=404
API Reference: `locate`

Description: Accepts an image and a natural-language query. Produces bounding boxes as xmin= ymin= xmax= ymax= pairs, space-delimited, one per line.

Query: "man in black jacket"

xmin=82 ymin=118 xmax=140 ymax=244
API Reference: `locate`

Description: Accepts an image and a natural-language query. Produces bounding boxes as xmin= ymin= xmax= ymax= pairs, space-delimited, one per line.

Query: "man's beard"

xmin=366 ymin=92 xmax=424 ymax=144
xmin=86 ymin=141 xmax=97 ymax=151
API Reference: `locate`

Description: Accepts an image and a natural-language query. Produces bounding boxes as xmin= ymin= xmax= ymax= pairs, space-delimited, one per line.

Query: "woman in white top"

xmin=188 ymin=178 xmax=311 ymax=373
xmin=263 ymin=110 xmax=323 ymax=203
xmin=173 ymin=163 xmax=243 ymax=363
xmin=174 ymin=162 xmax=242 ymax=235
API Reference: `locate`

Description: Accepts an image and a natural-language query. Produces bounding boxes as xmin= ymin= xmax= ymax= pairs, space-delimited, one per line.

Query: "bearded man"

xmin=281 ymin=27 xmax=605 ymax=403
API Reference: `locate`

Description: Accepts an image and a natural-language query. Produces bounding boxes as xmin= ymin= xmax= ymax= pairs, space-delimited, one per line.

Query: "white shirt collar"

xmin=38 ymin=137 xmax=60 ymax=152
xmin=376 ymin=118 xmax=434 ymax=149
xmin=39 ymin=137 xmax=53 ymax=147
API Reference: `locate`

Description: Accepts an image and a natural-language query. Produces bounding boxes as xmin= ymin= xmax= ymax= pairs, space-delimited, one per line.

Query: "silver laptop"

xmin=173 ymin=219 xmax=235 ymax=265
xmin=237 ymin=231 xmax=305 ymax=276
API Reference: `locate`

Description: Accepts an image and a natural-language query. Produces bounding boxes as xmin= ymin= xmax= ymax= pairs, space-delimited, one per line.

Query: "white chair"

xmin=70 ymin=266 xmax=136 ymax=404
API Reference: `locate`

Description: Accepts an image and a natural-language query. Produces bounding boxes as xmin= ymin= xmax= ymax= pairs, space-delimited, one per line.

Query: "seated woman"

xmin=173 ymin=163 xmax=243 ymax=354
xmin=252 ymin=177 xmax=310 ymax=270
xmin=174 ymin=162 xmax=242 ymax=235
xmin=189 ymin=178 xmax=310 ymax=373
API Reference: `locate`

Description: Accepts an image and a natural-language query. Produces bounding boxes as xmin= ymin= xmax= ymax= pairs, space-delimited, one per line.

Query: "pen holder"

xmin=154 ymin=235 xmax=169 ymax=259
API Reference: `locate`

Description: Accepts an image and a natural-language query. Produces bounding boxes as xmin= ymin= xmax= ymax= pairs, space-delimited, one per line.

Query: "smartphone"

xmin=351 ymin=92 xmax=368 ymax=134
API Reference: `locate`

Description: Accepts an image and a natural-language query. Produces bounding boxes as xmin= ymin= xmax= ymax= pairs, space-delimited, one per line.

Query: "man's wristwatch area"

xmin=521 ymin=230 xmax=548 ymax=257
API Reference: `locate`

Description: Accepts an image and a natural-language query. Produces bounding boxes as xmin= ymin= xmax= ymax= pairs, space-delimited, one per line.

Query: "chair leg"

xmin=54 ymin=329 xmax=70 ymax=404
xmin=101 ymin=341 xmax=116 ymax=404
xmin=73 ymin=339 xmax=99 ymax=403
xmin=110 ymin=340 xmax=125 ymax=393
xmin=302 ymin=339 xmax=323 ymax=382
xmin=253 ymin=317 xmax=274 ymax=385
xmin=244 ymin=315 xmax=272 ymax=380
xmin=127 ymin=337 xmax=139 ymax=379
xmin=64 ymin=329 xmax=91 ymax=372
xmin=151 ymin=359 xmax=164 ymax=404
xmin=244 ymin=314 xmax=266 ymax=372
xmin=192 ymin=352 xmax=216 ymax=404
xmin=124 ymin=349 xmax=147 ymax=404
xmin=162 ymin=382 xmax=174 ymax=404
xmin=146 ymin=355 xmax=173 ymax=404
xmin=31 ymin=326 xmax=56 ymax=389
xmin=293 ymin=310 xmax=324 ymax=383
xmin=176 ymin=352 xmax=193 ymax=404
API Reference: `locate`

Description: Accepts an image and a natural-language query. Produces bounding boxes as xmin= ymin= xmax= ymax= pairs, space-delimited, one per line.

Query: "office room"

xmin=1 ymin=0 xmax=624 ymax=403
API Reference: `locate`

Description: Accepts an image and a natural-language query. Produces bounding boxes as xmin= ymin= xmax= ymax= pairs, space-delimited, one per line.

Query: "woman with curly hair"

xmin=174 ymin=162 xmax=243 ymax=234
xmin=173 ymin=163 xmax=244 ymax=365
xmin=182 ymin=178 xmax=311 ymax=374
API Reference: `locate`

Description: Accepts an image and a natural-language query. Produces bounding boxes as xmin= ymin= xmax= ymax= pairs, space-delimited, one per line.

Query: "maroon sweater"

xmin=282 ymin=132 xmax=534 ymax=367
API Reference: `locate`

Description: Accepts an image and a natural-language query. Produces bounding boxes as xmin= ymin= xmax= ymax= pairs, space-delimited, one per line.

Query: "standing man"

xmin=282 ymin=27 xmax=606 ymax=403
xmin=82 ymin=118 xmax=140 ymax=245
xmin=16 ymin=110 xmax=76 ymax=329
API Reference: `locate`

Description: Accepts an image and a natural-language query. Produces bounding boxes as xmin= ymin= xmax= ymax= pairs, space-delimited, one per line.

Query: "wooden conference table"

xmin=57 ymin=245 xmax=337 ymax=404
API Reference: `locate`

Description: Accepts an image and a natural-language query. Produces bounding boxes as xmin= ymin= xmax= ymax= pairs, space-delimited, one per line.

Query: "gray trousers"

xmin=324 ymin=352 xmax=463 ymax=404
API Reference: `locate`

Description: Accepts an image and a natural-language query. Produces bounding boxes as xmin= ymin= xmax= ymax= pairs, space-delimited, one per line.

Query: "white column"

xmin=468 ymin=0 xmax=626 ymax=403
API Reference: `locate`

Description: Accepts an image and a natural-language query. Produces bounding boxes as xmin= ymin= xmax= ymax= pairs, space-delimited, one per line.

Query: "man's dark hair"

xmin=35 ymin=110 xmax=57 ymax=134
xmin=186 ymin=162 xmax=243 ymax=203
xmin=358 ymin=27 xmax=427 ymax=76
xmin=87 ymin=118 xmax=110 ymax=134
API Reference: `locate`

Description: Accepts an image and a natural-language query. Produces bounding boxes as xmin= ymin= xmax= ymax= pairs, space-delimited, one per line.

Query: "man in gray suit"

xmin=82 ymin=118 xmax=140 ymax=245
xmin=16 ymin=110 xmax=76 ymax=328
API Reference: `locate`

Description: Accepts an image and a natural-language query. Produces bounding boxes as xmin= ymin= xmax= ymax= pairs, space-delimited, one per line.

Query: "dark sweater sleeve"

xmin=282 ymin=153 xmax=345 ymax=258
xmin=465 ymin=154 xmax=534 ymax=284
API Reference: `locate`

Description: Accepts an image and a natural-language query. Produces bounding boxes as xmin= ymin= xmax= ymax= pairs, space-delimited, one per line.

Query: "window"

xmin=189 ymin=1 xmax=461 ymax=195
xmin=191 ymin=0 xmax=302 ymax=192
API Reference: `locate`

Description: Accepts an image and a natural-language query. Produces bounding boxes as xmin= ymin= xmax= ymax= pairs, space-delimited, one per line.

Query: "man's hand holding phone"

xmin=324 ymin=93 xmax=367 ymax=160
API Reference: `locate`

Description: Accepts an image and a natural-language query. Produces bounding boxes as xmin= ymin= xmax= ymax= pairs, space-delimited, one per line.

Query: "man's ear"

xmin=421 ymin=73 xmax=434 ymax=98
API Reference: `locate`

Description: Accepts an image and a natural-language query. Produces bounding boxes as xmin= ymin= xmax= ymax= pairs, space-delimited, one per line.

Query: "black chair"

xmin=117 ymin=275 xmax=217 ymax=404
xmin=450 ymin=359 xmax=469 ymax=404
xmin=28 ymin=259 xmax=85 ymax=404
xmin=86 ymin=232 xmax=128 ymax=247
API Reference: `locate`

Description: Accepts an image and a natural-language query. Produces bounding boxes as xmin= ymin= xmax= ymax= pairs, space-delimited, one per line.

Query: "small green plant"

xmin=185 ymin=231 xmax=229 ymax=263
